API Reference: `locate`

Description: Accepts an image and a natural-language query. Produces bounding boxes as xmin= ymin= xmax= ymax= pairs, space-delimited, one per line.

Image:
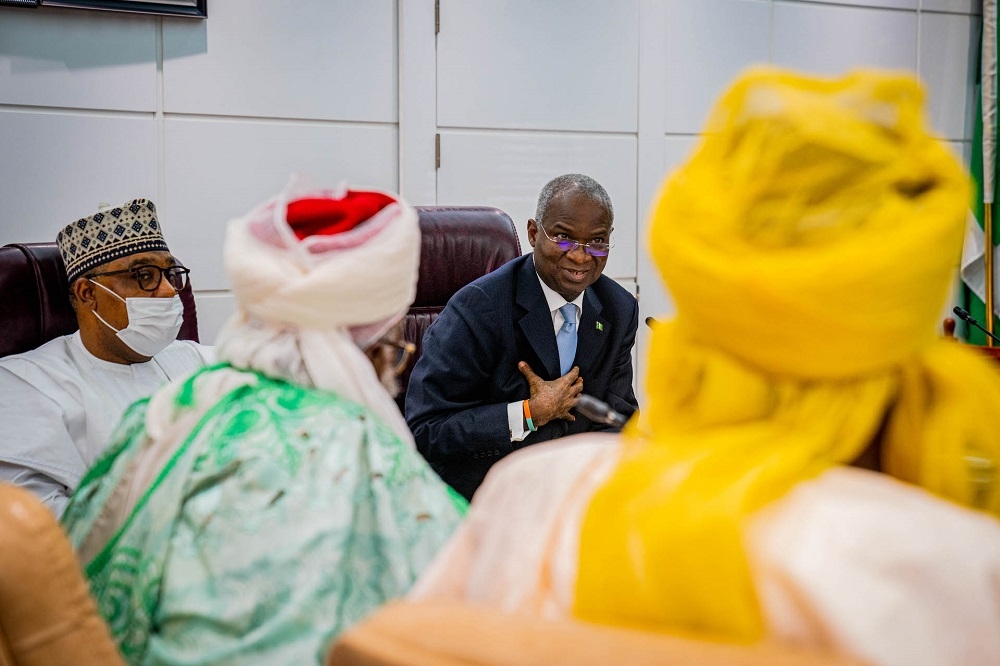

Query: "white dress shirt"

xmin=506 ymin=273 xmax=584 ymax=442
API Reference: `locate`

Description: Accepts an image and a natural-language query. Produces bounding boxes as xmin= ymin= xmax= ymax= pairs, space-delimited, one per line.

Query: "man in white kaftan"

xmin=0 ymin=334 xmax=209 ymax=514
xmin=0 ymin=199 xmax=211 ymax=515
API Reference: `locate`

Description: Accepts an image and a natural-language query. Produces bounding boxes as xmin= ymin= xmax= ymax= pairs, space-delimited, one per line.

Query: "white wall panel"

xmin=436 ymin=0 xmax=640 ymax=132
xmin=162 ymin=0 xmax=397 ymax=122
xmin=634 ymin=135 xmax=697 ymax=406
xmin=636 ymin=0 xmax=668 ymax=274
xmin=920 ymin=12 xmax=978 ymax=141
xmin=436 ymin=130 xmax=638 ymax=280
xmin=0 ymin=111 xmax=158 ymax=246
xmin=773 ymin=3 xmax=918 ymax=75
xmin=192 ymin=292 xmax=236 ymax=345
xmin=398 ymin=0 xmax=438 ymax=205
xmin=921 ymin=0 xmax=981 ymax=13
xmin=0 ymin=9 xmax=155 ymax=111
xmin=663 ymin=0 xmax=770 ymax=135
xmin=0 ymin=0 xmax=982 ymax=371
xmin=946 ymin=139 xmax=972 ymax=166
xmin=163 ymin=118 xmax=398 ymax=290
xmin=791 ymin=0 xmax=917 ymax=9
xmin=638 ymin=136 xmax=696 ymax=324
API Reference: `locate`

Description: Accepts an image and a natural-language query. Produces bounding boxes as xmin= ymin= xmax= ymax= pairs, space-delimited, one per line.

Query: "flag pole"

xmin=988 ymin=204 xmax=995 ymax=345
xmin=983 ymin=0 xmax=997 ymax=346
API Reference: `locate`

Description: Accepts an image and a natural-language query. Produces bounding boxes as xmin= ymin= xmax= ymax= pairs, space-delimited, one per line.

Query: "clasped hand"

xmin=518 ymin=361 xmax=583 ymax=428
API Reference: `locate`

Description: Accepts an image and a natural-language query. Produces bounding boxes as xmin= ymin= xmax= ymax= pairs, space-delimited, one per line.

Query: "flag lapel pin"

xmin=596 ymin=322 xmax=604 ymax=332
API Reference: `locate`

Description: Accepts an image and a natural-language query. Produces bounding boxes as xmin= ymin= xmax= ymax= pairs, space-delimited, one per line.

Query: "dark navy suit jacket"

xmin=405 ymin=254 xmax=639 ymax=500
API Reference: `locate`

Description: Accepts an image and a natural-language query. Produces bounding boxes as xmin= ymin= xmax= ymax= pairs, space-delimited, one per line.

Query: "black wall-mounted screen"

xmin=0 ymin=0 xmax=206 ymax=18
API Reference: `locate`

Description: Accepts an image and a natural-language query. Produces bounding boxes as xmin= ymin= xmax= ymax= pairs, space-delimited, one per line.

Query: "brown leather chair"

xmin=0 ymin=484 xmax=124 ymax=666
xmin=326 ymin=601 xmax=864 ymax=666
xmin=0 ymin=242 xmax=200 ymax=359
xmin=397 ymin=207 xmax=521 ymax=412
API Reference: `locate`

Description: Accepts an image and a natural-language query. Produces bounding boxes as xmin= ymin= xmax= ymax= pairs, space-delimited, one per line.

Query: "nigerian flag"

xmin=960 ymin=1 xmax=1000 ymax=344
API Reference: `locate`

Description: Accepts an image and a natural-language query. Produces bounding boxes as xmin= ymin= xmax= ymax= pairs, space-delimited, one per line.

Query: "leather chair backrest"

xmin=0 ymin=243 xmax=199 ymax=359
xmin=398 ymin=207 xmax=521 ymax=411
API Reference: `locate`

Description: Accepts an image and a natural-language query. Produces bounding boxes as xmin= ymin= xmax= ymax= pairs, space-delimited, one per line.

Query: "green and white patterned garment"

xmin=63 ymin=365 xmax=467 ymax=666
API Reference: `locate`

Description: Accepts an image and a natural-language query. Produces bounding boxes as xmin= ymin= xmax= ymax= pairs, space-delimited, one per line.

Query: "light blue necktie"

xmin=556 ymin=303 xmax=578 ymax=376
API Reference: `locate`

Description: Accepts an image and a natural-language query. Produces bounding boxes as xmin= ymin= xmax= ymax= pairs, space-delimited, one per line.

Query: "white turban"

xmin=215 ymin=177 xmax=420 ymax=444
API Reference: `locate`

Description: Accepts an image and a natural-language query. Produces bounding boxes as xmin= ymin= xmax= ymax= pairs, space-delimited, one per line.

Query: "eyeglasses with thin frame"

xmin=537 ymin=223 xmax=612 ymax=257
xmin=380 ymin=338 xmax=416 ymax=375
xmin=87 ymin=265 xmax=190 ymax=293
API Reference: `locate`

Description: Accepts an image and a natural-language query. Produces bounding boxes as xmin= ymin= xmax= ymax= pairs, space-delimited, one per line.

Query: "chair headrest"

xmin=413 ymin=207 xmax=521 ymax=307
xmin=0 ymin=243 xmax=78 ymax=358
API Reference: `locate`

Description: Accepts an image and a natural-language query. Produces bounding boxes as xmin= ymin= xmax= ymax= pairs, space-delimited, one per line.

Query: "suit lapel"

xmin=516 ymin=257 xmax=561 ymax=379
xmin=575 ymin=287 xmax=609 ymax=379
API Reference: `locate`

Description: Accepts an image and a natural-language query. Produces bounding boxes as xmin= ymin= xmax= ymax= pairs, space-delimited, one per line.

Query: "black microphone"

xmin=575 ymin=394 xmax=628 ymax=428
xmin=645 ymin=316 xmax=656 ymax=329
xmin=952 ymin=306 xmax=1000 ymax=343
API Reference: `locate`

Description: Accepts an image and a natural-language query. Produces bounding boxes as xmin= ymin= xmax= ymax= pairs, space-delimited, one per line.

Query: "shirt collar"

xmin=534 ymin=272 xmax=584 ymax=318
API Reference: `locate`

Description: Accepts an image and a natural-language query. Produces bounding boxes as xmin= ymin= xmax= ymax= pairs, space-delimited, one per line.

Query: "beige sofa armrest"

xmin=327 ymin=601 xmax=864 ymax=666
xmin=0 ymin=484 xmax=124 ymax=666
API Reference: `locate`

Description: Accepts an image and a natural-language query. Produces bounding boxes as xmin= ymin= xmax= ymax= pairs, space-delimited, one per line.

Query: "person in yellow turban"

xmin=410 ymin=68 xmax=1000 ymax=666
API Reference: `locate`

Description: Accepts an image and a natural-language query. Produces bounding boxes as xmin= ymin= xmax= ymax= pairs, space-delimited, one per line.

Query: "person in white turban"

xmin=61 ymin=179 xmax=467 ymax=666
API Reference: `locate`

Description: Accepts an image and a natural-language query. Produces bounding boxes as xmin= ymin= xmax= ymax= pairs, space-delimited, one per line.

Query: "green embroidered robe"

xmin=63 ymin=365 xmax=466 ymax=665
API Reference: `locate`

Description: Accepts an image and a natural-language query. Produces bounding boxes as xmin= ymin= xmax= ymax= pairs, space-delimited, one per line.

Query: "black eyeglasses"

xmin=87 ymin=265 xmax=190 ymax=293
xmin=537 ymin=224 xmax=612 ymax=257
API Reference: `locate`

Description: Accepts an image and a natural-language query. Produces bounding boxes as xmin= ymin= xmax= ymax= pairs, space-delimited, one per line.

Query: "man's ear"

xmin=527 ymin=219 xmax=538 ymax=248
xmin=72 ymin=278 xmax=97 ymax=308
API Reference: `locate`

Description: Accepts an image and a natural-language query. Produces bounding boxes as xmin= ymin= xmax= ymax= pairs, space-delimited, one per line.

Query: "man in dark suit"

xmin=406 ymin=174 xmax=639 ymax=500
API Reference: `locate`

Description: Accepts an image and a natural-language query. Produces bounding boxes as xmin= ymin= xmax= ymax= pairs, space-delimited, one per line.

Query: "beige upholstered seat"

xmin=0 ymin=484 xmax=123 ymax=666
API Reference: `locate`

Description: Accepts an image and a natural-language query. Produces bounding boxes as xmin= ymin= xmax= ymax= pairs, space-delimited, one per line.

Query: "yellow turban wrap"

xmin=575 ymin=68 xmax=1000 ymax=641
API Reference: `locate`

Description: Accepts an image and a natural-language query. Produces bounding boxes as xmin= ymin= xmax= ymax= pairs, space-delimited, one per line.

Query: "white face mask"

xmin=89 ymin=279 xmax=184 ymax=357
